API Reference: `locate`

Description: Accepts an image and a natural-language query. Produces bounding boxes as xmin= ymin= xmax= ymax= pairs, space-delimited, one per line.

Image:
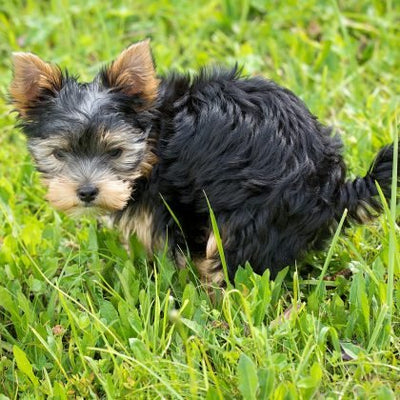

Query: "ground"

xmin=0 ymin=0 xmax=399 ymax=398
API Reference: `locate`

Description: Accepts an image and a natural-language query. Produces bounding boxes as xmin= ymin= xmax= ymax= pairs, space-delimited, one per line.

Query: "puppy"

xmin=10 ymin=40 xmax=398 ymax=286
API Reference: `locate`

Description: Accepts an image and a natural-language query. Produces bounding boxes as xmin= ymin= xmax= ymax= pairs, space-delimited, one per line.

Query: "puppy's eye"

xmin=53 ymin=149 xmax=67 ymax=160
xmin=108 ymin=148 xmax=123 ymax=159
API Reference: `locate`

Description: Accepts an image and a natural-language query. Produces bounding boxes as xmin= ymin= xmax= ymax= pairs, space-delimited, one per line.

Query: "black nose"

xmin=77 ymin=185 xmax=99 ymax=203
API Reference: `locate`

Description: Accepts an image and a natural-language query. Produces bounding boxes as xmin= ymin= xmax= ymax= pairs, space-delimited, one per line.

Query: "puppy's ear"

xmin=10 ymin=52 xmax=63 ymax=117
xmin=102 ymin=39 xmax=159 ymax=108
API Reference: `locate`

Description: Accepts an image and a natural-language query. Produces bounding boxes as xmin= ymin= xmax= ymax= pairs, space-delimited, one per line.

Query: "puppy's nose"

xmin=77 ymin=185 xmax=99 ymax=203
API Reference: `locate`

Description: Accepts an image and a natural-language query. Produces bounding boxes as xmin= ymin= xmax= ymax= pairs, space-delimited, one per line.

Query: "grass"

xmin=0 ymin=0 xmax=399 ymax=398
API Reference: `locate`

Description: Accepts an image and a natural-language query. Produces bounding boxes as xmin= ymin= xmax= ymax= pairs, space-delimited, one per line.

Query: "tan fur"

xmin=105 ymin=40 xmax=160 ymax=107
xmin=99 ymin=127 xmax=142 ymax=148
xmin=206 ymin=232 xmax=218 ymax=259
xmin=139 ymin=141 xmax=158 ymax=178
xmin=10 ymin=52 xmax=62 ymax=116
xmin=45 ymin=178 xmax=79 ymax=212
xmin=356 ymin=200 xmax=375 ymax=223
xmin=194 ymin=233 xmax=224 ymax=286
xmin=44 ymin=176 xmax=131 ymax=214
xmin=196 ymin=258 xmax=225 ymax=287
xmin=96 ymin=179 xmax=131 ymax=211
xmin=118 ymin=206 xmax=157 ymax=254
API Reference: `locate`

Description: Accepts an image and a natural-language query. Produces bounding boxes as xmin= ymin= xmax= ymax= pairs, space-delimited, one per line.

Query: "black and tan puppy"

xmin=10 ymin=40 xmax=398 ymax=286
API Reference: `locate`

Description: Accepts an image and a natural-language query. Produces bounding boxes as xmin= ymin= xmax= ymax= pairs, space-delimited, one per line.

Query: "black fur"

xmin=118 ymin=67 xmax=397 ymax=279
xmin=16 ymin=63 xmax=399 ymax=281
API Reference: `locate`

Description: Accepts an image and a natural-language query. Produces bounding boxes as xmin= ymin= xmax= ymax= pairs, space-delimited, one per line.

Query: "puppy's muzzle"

xmin=77 ymin=184 xmax=99 ymax=203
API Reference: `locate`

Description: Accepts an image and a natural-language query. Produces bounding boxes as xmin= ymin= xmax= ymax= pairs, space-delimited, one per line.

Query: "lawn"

xmin=0 ymin=0 xmax=399 ymax=398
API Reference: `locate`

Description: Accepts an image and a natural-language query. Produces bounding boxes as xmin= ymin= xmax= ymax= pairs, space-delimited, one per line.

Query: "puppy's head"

xmin=10 ymin=40 xmax=159 ymax=216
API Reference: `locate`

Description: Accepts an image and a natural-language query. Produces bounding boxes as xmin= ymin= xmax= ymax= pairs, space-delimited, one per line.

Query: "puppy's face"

xmin=10 ymin=40 xmax=159 ymax=215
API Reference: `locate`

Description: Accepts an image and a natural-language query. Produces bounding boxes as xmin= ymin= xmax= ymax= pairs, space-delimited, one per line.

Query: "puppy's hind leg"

xmin=194 ymin=232 xmax=225 ymax=289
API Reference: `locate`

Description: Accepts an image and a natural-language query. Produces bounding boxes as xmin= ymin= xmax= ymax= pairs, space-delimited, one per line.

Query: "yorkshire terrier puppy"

xmin=10 ymin=40 xmax=398 ymax=286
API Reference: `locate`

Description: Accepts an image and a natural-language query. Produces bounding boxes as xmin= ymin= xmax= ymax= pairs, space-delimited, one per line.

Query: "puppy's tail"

xmin=337 ymin=144 xmax=398 ymax=224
